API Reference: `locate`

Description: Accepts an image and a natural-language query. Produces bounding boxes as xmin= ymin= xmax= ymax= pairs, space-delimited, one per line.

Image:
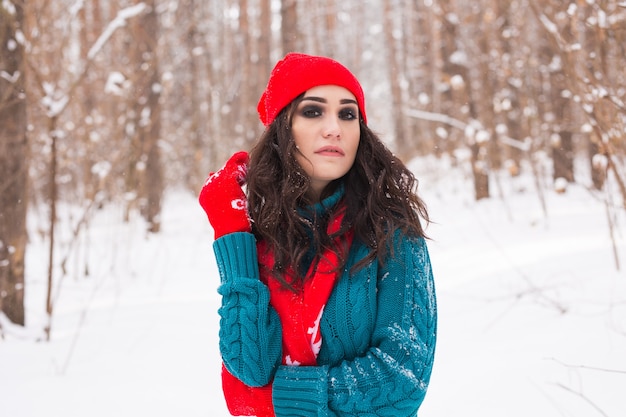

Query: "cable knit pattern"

xmin=213 ymin=189 xmax=437 ymax=416
xmin=270 ymin=234 xmax=436 ymax=417
xmin=326 ymin=235 xmax=436 ymax=416
xmin=214 ymin=232 xmax=282 ymax=387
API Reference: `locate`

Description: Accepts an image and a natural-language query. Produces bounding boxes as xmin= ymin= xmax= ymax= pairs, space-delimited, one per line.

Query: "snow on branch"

xmin=88 ymin=3 xmax=148 ymax=60
xmin=69 ymin=0 xmax=85 ymax=17
xmin=0 ymin=70 xmax=20 ymax=83
xmin=404 ymin=108 xmax=530 ymax=151
xmin=404 ymin=108 xmax=467 ymax=131
xmin=537 ymin=13 xmax=558 ymax=35
xmin=1 ymin=0 xmax=17 ymax=15
xmin=41 ymin=3 xmax=147 ymax=119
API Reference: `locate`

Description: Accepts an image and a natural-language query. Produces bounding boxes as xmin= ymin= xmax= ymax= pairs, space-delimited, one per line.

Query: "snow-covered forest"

xmin=1 ymin=0 xmax=625 ymax=416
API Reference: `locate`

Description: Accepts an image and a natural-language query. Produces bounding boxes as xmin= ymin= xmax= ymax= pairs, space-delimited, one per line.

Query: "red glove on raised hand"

xmin=199 ymin=151 xmax=251 ymax=239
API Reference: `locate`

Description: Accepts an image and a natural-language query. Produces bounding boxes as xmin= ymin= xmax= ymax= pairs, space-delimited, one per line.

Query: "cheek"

xmin=346 ymin=130 xmax=361 ymax=157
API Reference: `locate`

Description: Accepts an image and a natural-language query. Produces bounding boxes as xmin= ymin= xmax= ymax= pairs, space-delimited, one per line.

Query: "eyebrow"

xmin=301 ymin=96 xmax=358 ymax=106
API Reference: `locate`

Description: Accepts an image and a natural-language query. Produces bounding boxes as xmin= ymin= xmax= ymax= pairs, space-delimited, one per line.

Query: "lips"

xmin=315 ymin=146 xmax=345 ymax=156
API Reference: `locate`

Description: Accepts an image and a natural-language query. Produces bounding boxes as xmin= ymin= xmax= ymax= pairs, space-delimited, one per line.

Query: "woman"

xmin=199 ymin=53 xmax=437 ymax=416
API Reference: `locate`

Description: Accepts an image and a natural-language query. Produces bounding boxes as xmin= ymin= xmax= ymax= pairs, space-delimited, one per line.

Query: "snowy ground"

xmin=1 ymin=157 xmax=625 ymax=417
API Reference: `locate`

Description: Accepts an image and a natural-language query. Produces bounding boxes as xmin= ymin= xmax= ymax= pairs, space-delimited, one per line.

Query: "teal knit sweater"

xmin=213 ymin=189 xmax=437 ymax=416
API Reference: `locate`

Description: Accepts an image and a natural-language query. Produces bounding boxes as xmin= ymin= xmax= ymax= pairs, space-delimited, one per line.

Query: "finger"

xmin=203 ymin=171 xmax=217 ymax=186
xmin=231 ymin=151 xmax=249 ymax=166
xmin=226 ymin=152 xmax=249 ymax=184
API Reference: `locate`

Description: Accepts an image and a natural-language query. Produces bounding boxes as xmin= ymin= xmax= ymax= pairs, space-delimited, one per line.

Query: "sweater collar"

xmin=300 ymin=183 xmax=345 ymax=220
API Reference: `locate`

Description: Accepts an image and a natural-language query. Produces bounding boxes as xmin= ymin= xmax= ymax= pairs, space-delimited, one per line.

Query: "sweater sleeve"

xmin=271 ymin=235 xmax=437 ymax=416
xmin=213 ymin=232 xmax=282 ymax=387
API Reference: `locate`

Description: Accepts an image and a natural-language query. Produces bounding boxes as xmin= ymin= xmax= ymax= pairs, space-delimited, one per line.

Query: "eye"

xmin=339 ymin=107 xmax=358 ymax=120
xmin=300 ymin=105 xmax=322 ymax=118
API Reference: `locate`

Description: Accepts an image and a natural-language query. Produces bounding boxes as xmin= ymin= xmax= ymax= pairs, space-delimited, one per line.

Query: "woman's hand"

xmin=199 ymin=151 xmax=251 ymax=239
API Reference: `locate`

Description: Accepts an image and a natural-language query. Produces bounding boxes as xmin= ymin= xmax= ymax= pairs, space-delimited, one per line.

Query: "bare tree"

xmin=281 ymin=0 xmax=298 ymax=54
xmin=6 ymin=0 xmax=626 ymax=337
xmin=531 ymin=0 xmax=626 ymax=202
xmin=238 ymin=0 xmax=257 ymax=146
xmin=125 ymin=0 xmax=163 ymax=233
xmin=382 ymin=0 xmax=409 ymax=156
xmin=19 ymin=0 xmax=149 ymax=338
xmin=0 ymin=1 xmax=28 ymax=326
xmin=257 ymin=0 xmax=272 ymax=94
xmin=181 ymin=0 xmax=205 ymax=190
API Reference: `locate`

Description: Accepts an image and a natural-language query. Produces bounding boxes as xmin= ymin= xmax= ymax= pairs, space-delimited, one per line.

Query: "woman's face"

xmin=291 ymin=85 xmax=361 ymax=200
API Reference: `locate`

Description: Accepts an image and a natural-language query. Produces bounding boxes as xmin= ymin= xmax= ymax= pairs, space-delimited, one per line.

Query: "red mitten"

xmin=221 ymin=364 xmax=274 ymax=417
xmin=199 ymin=151 xmax=251 ymax=239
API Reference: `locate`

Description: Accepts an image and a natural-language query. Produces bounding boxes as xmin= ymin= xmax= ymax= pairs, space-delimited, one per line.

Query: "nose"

xmin=322 ymin=115 xmax=341 ymax=139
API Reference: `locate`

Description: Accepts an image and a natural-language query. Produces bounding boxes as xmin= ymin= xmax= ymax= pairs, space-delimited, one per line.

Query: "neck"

xmin=307 ymin=180 xmax=327 ymax=203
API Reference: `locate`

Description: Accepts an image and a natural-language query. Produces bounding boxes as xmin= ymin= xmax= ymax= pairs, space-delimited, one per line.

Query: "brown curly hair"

xmin=247 ymin=96 xmax=429 ymax=289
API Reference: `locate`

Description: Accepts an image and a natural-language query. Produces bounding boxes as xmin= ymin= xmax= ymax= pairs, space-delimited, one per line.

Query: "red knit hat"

xmin=257 ymin=53 xmax=367 ymax=126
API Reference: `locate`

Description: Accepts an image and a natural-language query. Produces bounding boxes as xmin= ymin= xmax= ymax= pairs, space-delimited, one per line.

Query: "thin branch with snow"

xmin=42 ymin=3 xmax=148 ymax=118
xmin=403 ymin=108 xmax=468 ymax=131
xmin=88 ymin=3 xmax=148 ymax=60
xmin=404 ymin=108 xmax=530 ymax=151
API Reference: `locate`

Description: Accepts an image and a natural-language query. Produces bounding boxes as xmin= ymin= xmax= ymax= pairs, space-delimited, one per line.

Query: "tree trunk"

xmin=186 ymin=0 xmax=200 ymax=189
xmin=589 ymin=136 xmax=605 ymax=190
xmin=323 ymin=0 xmax=337 ymax=57
xmin=141 ymin=1 xmax=163 ymax=233
xmin=0 ymin=2 xmax=28 ymax=326
xmin=128 ymin=0 xmax=163 ymax=233
xmin=552 ymin=130 xmax=574 ymax=183
xmin=281 ymin=0 xmax=298 ymax=54
xmin=550 ymin=69 xmax=575 ymax=184
xmin=471 ymin=142 xmax=491 ymax=201
xmin=45 ymin=116 xmax=59 ymax=340
xmin=438 ymin=0 xmax=467 ymax=158
xmin=238 ymin=0 xmax=256 ymax=145
xmin=382 ymin=0 xmax=407 ymax=156
xmin=257 ymin=0 xmax=272 ymax=95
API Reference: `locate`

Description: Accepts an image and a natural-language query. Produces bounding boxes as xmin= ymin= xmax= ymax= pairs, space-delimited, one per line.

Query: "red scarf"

xmin=221 ymin=207 xmax=353 ymax=416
